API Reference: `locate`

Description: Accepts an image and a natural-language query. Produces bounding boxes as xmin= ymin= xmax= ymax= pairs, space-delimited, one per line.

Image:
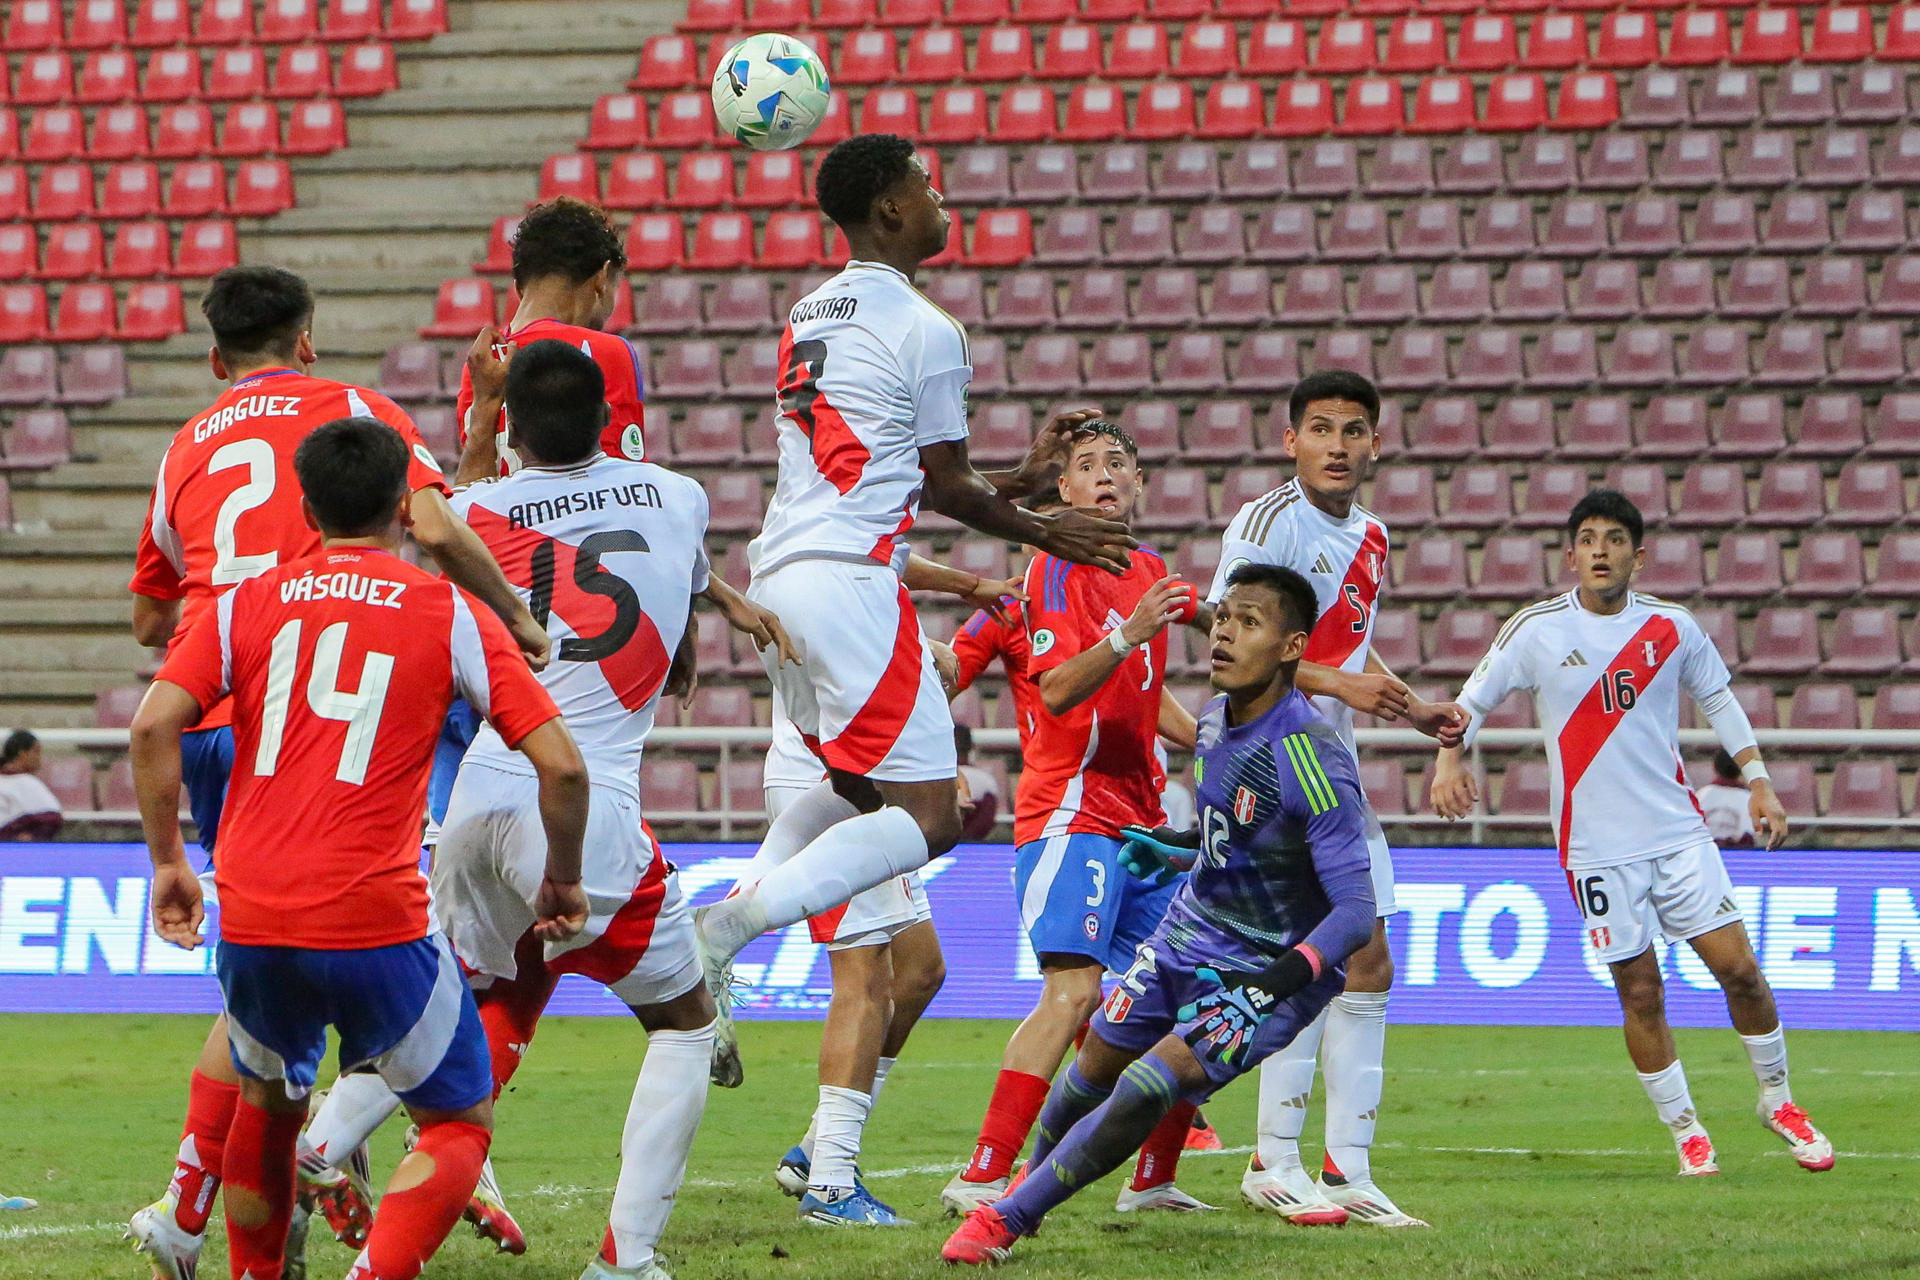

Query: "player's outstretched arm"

xmin=904 ymin=553 xmax=1024 ymax=625
xmin=1368 ymin=651 xmax=1467 ymax=746
xmin=699 ymin=574 xmax=798 ymax=667
xmin=919 ymin=439 xmax=1135 ymax=575
xmin=972 ymin=406 xmax=1103 ymax=500
xmin=128 ymin=680 xmax=205 ymax=949
xmin=1038 ymin=576 xmax=1193 ymax=716
xmin=452 ymin=325 xmax=511 ymax=487
xmin=514 ymin=717 xmax=591 ymax=941
xmin=409 ymin=487 xmax=551 ymax=670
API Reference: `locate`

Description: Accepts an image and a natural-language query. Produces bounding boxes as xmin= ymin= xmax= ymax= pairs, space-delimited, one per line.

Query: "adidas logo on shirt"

xmin=1562 ymin=650 xmax=1588 ymax=667
xmin=1103 ymin=607 xmax=1127 ymax=633
xmin=1311 ymin=553 xmax=1335 ymax=575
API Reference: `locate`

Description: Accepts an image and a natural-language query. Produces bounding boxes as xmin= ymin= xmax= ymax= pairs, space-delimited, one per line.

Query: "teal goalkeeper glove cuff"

xmin=1117 ymin=824 xmax=1198 ymax=887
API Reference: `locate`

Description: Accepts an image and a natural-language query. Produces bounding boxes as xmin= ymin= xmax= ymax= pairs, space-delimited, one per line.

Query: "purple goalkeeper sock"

xmin=996 ymin=1055 xmax=1183 ymax=1238
xmin=1027 ymin=1062 xmax=1112 ymax=1172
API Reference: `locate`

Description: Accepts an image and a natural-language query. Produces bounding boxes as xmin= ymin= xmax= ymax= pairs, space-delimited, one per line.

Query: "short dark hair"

xmin=1067 ymin=419 xmax=1138 ymax=461
xmin=201 ymin=266 xmax=313 ymax=363
xmin=1713 ymin=749 xmax=1739 ymax=782
xmin=1567 ymin=488 xmax=1644 ymax=548
xmin=293 ymin=417 xmax=411 ymax=537
xmin=511 ymin=196 xmax=626 ymax=289
xmin=1288 ymin=370 xmax=1380 ymax=430
xmin=1 ymin=729 xmax=36 ymax=768
xmin=1225 ymin=562 xmax=1319 ymax=635
xmin=815 ymin=133 xmax=918 ymax=230
xmin=505 ymin=339 xmax=606 ymax=464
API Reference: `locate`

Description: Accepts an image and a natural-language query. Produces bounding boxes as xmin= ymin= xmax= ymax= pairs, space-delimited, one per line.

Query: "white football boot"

xmin=1760 ymin=1101 xmax=1835 ymax=1172
xmin=1114 ymin=1182 xmax=1219 ymax=1212
xmin=939 ymin=1171 xmax=1007 ymax=1217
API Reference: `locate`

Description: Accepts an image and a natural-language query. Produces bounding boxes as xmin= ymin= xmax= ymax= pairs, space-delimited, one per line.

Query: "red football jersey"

xmin=950 ymin=596 xmax=1040 ymax=748
xmin=130 ymin=369 xmax=450 ymax=729
xmin=455 ymin=318 xmax=648 ymax=471
xmin=1014 ymin=548 xmax=1171 ymax=846
xmin=157 ymin=547 xmax=559 ymax=950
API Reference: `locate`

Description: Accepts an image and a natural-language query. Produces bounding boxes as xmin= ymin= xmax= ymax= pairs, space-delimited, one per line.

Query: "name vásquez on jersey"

xmin=509 ymin=482 xmax=664 ymax=530
xmin=789 ymin=297 xmax=858 ymax=324
xmin=279 ymin=568 xmax=407 ymax=608
xmin=192 ymin=395 xmax=303 ymax=443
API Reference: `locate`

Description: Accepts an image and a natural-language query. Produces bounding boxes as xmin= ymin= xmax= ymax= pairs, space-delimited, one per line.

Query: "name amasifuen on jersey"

xmin=507 ymin=480 xmax=666 ymax=530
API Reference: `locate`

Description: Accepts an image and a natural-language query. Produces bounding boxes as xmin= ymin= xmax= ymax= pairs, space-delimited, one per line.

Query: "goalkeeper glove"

xmin=1117 ymin=824 xmax=1199 ymax=887
xmin=1175 ymin=950 xmax=1316 ymax=1068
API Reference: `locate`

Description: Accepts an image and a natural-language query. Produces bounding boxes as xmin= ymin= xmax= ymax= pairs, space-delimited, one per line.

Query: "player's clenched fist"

xmin=1429 ymin=751 xmax=1480 ymax=821
xmin=1039 ymin=507 xmax=1138 ymax=576
xmin=1121 ymin=576 xmax=1197 ymax=647
xmin=149 ymin=862 xmax=205 ymax=950
xmin=534 ymin=877 xmax=589 ymax=942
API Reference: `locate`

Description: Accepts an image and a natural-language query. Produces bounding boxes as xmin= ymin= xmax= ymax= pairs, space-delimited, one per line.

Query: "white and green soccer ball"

xmin=711 ymin=32 xmax=832 ymax=151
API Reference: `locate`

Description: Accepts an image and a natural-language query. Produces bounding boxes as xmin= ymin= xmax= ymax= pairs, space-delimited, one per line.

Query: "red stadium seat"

xmin=651 ymin=92 xmax=716 ymax=148
xmin=218 ymin=103 xmax=280 ymax=157
xmin=594 ymin=154 xmax=665 ymax=211
xmin=53 ymin=282 xmax=117 ymax=343
xmin=668 ymin=151 xmax=732 ymax=208
xmin=11 ymin=54 xmax=66 ymax=108
xmin=0 ymin=166 xmax=25 ymax=223
xmin=963 ymin=207 xmax=1030 ymax=267
xmin=1524 ymin=13 xmax=1588 ymax=68
xmin=173 ymin=219 xmax=236 ymax=276
xmin=972 ymin=26 xmax=1034 ymax=81
xmin=5 ymin=0 xmax=62 ymax=49
xmin=1271 ymin=80 xmax=1334 ymax=136
xmin=1198 ymin=81 xmax=1264 ymax=139
xmin=152 ymin=104 xmax=214 ymax=159
xmin=132 ymin=0 xmax=191 ymax=44
xmin=681 ymin=211 xmax=748 ymax=270
xmin=144 ymin=50 xmax=203 ymax=103
xmin=1553 ymin=72 xmax=1618 ymax=128
xmin=337 ymin=42 xmax=398 ymax=97
xmin=1108 ymin=22 xmax=1169 ymax=77
xmin=1338 ymin=78 xmax=1403 ymax=134
xmin=1175 ymin=20 xmax=1237 ymax=77
xmin=1383 ymin=15 xmax=1444 ymax=71
xmin=1666 ymin=9 xmax=1730 ymax=64
xmin=858 ymin=87 xmax=919 ymax=138
xmin=42 ymin=223 xmax=104 ymax=280
xmin=420 ymin=278 xmax=495 ymax=338
xmin=163 ymin=160 xmax=226 ymax=217
xmin=259 ymin=0 xmax=319 ymax=41
xmin=1885 ymin=5 xmax=1920 ymax=58
xmin=1457 ymin=14 xmax=1518 ymax=70
xmin=106 ymin=220 xmax=169 ymax=277
xmin=197 ymin=0 xmax=254 ymax=42
xmin=323 ymin=0 xmax=379 ymax=38
xmin=1245 ymin=19 xmax=1306 ymax=74
xmin=1797 ymin=6 xmax=1867 ymax=62
xmin=584 ymin=95 xmax=648 ymax=150
xmin=1735 ymin=6 xmax=1802 ymax=64
xmin=835 ymin=29 xmax=897 ymax=85
xmin=894 ymin=27 xmax=960 ymax=82
xmin=271 ymin=45 xmax=333 ymax=98
xmin=1133 ymin=82 xmax=1195 ymax=140
xmin=78 ymin=51 xmax=136 ymax=105
xmin=23 ymin=107 xmax=81 ymax=162
xmin=89 ymin=106 xmax=149 ymax=161
xmin=68 ymin=0 xmax=129 ymax=46
xmin=1313 ymin=18 xmax=1376 ymax=74
xmin=230 ymin=158 xmax=293 ymax=217
xmin=387 ymin=0 xmax=446 ymax=36
xmin=1059 ymin=83 xmax=1126 ymax=141
xmin=33 ymin=165 xmax=93 ymax=221
xmin=815 ymin=0 xmax=874 ymax=25
xmin=535 ymin=153 xmax=598 ymax=204
xmin=282 ymin=98 xmax=346 ymax=155
xmin=207 ymin=47 xmax=267 ymax=101
xmin=760 ymin=211 xmax=824 ymax=269
xmin=621 ymin=213 xmax=679 ymax=271
xmin=1409 ymin=75 xmax=1475 ymax=133
xmin=1039 ymin=24 xmax=1101 ymax=79
xmin=633 ymin=36 xmax=700 ymax=91
xmin=677 ymin=0 xmax=741 ymax=29
xmin=1482 ymin=74 xmax=1548 ymax=131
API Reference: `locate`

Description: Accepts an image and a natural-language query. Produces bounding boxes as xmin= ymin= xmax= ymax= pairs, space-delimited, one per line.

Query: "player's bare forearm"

xmin=452 ymin=395 xmax=503 ymax=487
xmin=519 ymin=718 xmax=590 ymax=885
xmin=663 ymin=620 xmax=698 ymax=700
xmin=128 ymin=681 xmax=199 ymax=871
xmin=1157 ymin=686 xmax=1197 ymax=751
xmin=1039 ymin=643 xmax=1127 ymax=716
xmin=1293 ymin=660 xmax=1345 ymax=700
xmin=1430 ymin=745 xmax=1479 ymax=820
xmin=922 ymin=460 xmax=1054 ymax=546
xmin=130 ymin=593 xmax=181 ymax=648
xmin=699 ymin=574 xmax=797 ymax=666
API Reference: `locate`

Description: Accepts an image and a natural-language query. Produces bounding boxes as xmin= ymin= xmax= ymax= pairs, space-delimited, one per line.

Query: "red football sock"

xmin=221 ymin=1099 xmax=306 ymax=1280
xmin=475 ymin=931 xmax=557 ymax=1096
xmin=168 ymin=1070 xmax=240 ymax=1235
xmin=352 ymin=1120 xmax=491 ymax=1280
xmin=1131 ymin=1101 xmax=1197 ymax=1191
xmin=964 ymin=1070 xmax=1051 ymax=1183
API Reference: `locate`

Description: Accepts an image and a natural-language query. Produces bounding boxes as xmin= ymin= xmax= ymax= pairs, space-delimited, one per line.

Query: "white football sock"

xmin=807 ymin=1085 xmax=872 ymax=1197
xmin=740 ymin=782 xmax=859 ymax=888
xmin=869 ymin=1055 xmax=896 ymax=1108
xmin=306 ymin=1070 xmax=402 ymax=1167
xmin=800 ymin=1114 xmax=818 ymax=1162
xmin=707 ymin=807 xmax=930 ymax=962
xmin=1255 ymin=1011 xmax=1325 ymax=1174
xmin=1321 ymin=991 xmax=1388 ymax=1184
xmin=1638 ymin=1060 xmax=1707 ymax=1139
xmin=1739 ymin=1025 xmax=1792 ymax=1110
xmin=607 ymin=1022 xmax=714 ymax=1270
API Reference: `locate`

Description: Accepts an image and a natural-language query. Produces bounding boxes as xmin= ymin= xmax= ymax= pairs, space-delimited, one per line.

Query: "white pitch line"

xmin=0 ymin=1219 xmax=121 ymax=1241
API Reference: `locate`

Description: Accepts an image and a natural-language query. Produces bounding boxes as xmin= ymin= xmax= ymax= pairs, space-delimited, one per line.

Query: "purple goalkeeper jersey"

xmin=1164 ymin=686 xmax=1375 ymax=969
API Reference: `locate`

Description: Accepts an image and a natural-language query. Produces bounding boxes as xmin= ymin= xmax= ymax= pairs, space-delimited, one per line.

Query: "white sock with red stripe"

xmin=739 ymin=782 xmax=859 ymax=889
xmin=706 ymin=808 xmax=930 ymax=961
xmin=606 ymin=1022 xmax=713 ymax=1270
xmin=1321 ymin=992 xmax=1387 ymax=1184
xmin=1639 ymin=1060 xmax=1707 ymax=1138
xmin=1739 ymin=1026 xmax=1792 ymax=1111
xmin=1255 ymin=1010 xmax=1325 ymax=1173
xmin=305 ymin=1071 xmax=401 ymax=1168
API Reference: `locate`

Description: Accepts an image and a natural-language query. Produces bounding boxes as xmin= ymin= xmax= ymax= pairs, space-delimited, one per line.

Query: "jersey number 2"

xmin=526 ymin=530 xmax=648 ymax=663
xmin=209 ymin=438 xmax=278 ymax=586
xmin=254 ymin=618 xmax=394 ymax=785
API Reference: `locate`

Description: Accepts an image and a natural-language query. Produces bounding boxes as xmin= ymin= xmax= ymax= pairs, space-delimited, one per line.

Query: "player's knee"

xmin=1612 ymin=961 xmax=1665 ymax=1016
xmin=1714 ymin=955 xmax=1768 ymax=1004
xmin=917 ymin=801 xmax=964 ymax=857
xmin=1041 ymin=964 xmax=1105 ymax=1025
xmin=1346 ymin=939 xmax=1393 ymax=992
xmin=897 ymin=950 xmax=946 ymax=1008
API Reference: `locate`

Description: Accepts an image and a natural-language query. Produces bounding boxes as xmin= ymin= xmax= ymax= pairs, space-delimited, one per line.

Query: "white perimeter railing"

xmin=28 ymin=726 xmax=1920 ymax=842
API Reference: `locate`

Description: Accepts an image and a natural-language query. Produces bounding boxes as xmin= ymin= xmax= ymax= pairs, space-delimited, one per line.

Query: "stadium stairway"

xmin=0 ymin=0 xmax=668 ymax=736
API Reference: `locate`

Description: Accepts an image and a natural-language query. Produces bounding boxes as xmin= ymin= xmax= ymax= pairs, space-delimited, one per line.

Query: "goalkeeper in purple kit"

xmin=942 ymin=562 xmax=1377 ymax=1265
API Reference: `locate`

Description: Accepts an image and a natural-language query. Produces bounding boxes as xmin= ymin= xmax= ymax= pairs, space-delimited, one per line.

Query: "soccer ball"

xmin=710 ymin=32 xmax=832 ymax=151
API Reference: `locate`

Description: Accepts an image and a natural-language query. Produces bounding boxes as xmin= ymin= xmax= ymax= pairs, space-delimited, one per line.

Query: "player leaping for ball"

xmin=1432 ymin=490 xmax=1833 ymax=1178
xmin=690 ymin=133 xmax=1137 ymax=1085
xmin=943 ymin=421 xmax=1215 ymax=1218
xmin=131 ymin=417 xmax=590 ymax=1280
xmin=942 ymin=564 xmax=1377 ymax=1265
xmin=1207 ymin=370 xmax=1461 ymax=1228
xmin=125 ymin=267 xmax=549 ymax=1280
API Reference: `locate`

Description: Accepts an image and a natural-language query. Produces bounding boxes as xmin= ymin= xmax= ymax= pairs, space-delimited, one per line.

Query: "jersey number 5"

xmin=1342 ymin=582 xmax=1370 ymax=634
xmin=255 ymin=618 xmax=394 ymax=785
xmin=526 ymin=530 xmax=648 ymax=663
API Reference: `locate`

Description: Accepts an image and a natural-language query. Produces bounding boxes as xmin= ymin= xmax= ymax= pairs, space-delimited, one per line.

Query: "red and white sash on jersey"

xmin=1553 ymin=615 xmax=1682 ymax=862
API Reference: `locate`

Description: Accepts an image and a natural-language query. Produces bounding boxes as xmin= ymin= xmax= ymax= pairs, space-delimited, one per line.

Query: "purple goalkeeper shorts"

xmin=1089 ymin=910 xmax=1344 ymax=1094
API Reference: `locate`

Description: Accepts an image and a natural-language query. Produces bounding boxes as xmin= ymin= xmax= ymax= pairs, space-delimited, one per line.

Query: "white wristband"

xmin=1108 ymin=629 xmax=1138 ymax=658
xmin=1741 ymin=759 xmax=1771 ymax=785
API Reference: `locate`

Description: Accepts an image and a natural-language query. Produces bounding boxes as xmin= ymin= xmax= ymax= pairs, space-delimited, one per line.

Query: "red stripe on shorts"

xmin=808 ymin=901 xmax=852 ymax=944
xmin=820 ymin=582 xmax=925 ymax=776
xmin=547 ymin=822 xmax=670 ymax=986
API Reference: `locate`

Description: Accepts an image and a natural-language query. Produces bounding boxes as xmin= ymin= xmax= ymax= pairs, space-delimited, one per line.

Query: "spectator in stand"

xmin=955 ymin=725 xmax=1000 ymax=842
xmin=1698 ymin=750 xmax=1758 ymax=848
xmin=0 ymin=731 xmax=62 ymax=840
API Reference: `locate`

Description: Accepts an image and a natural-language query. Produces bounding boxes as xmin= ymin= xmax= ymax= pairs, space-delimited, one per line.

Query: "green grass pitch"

xmin=2 ymin=1015 xmax=1915 ymax=1280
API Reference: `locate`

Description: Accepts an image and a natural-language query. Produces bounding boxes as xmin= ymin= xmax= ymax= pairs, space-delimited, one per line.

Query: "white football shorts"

xmin=1571 ymin=839 xmax=1744 ymax=965
xmin=431 ymin=762 xmax=701 ymax=1008
xmin=748 ymin=558 xmax=957 ymax=785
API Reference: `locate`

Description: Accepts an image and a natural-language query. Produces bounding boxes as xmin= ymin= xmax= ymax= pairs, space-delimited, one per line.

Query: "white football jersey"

xmin=748 ymin=260 xmax=972 ymax=580
xmin=1210 ymin=478 xmax=1389 ymax=756
xmin=450 ymin=454 xmax=710 ymax=799
xmin=1459 ymin=590 xmax=1730 ymax=870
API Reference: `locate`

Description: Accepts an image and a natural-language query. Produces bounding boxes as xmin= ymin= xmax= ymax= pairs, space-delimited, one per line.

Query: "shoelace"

xmin=1771 ymin=1102 xmax=1817 ymax=1142
xmin=1680 ymin=1134 xmax=1715 ymax=1167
